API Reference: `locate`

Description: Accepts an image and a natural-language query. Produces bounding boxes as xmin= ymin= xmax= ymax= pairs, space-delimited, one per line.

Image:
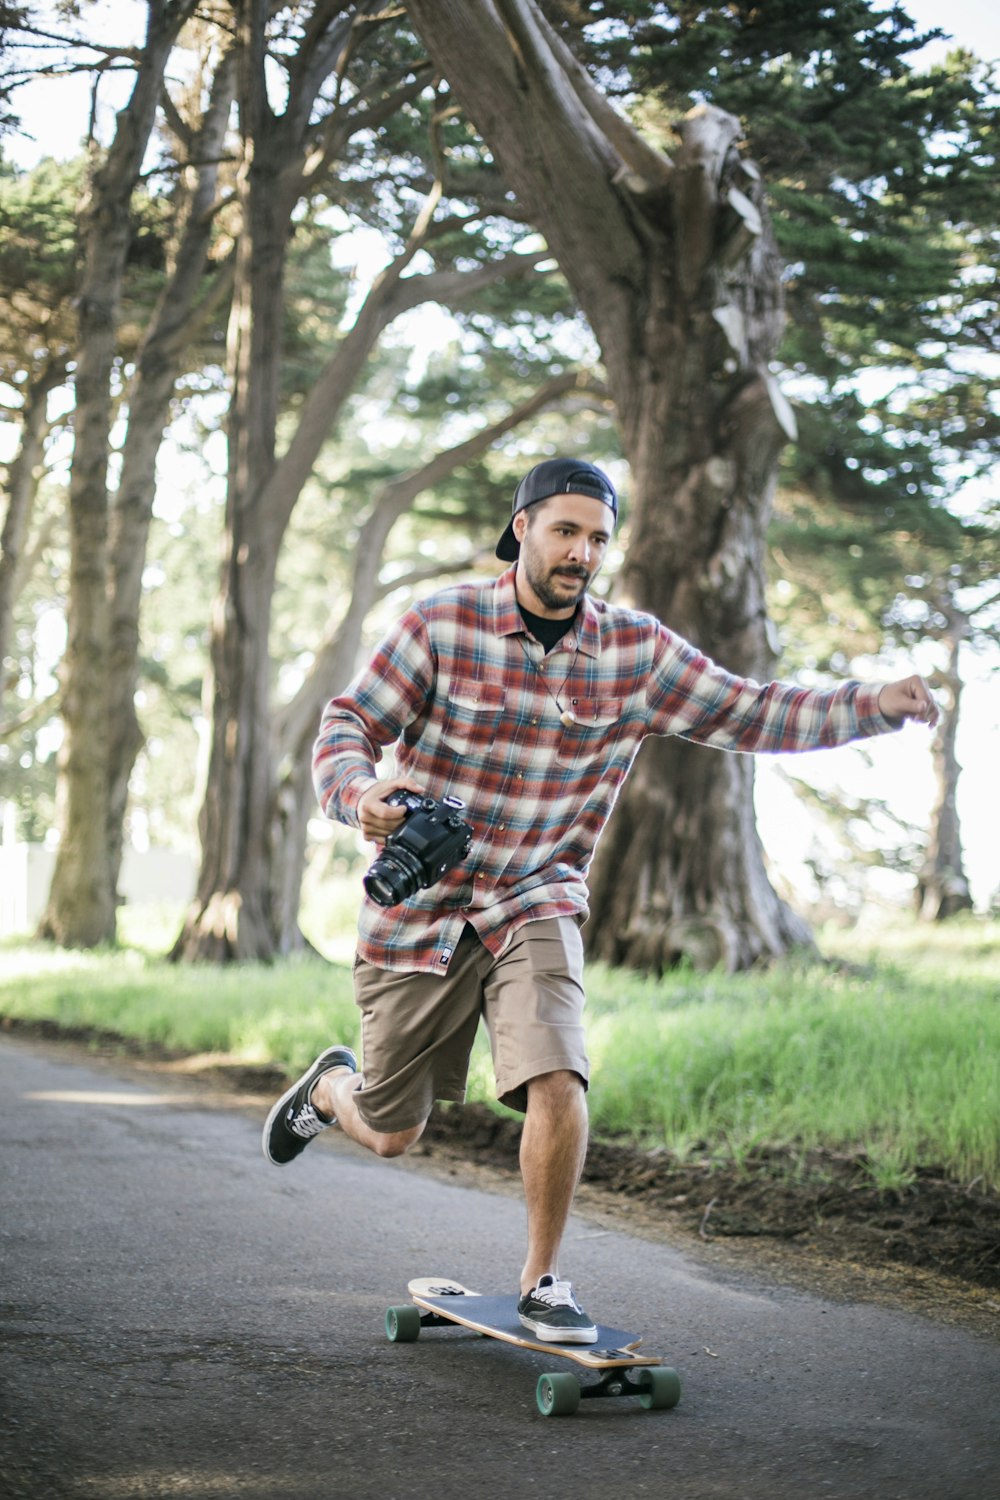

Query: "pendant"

xmin=559 ymin=709 xmax=577 ymax=728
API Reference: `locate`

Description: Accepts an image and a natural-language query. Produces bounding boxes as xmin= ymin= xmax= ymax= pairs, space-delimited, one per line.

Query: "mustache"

xmin=551 ymin=566 xmax=589 ymax=581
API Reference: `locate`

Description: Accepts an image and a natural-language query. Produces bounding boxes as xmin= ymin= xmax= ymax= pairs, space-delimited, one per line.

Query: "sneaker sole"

xmin=518 ymin=1316 xmax=598 ymax=1345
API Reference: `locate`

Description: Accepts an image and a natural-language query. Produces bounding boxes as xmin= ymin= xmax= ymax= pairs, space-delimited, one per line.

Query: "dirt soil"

xmin=413 ymin=1101 xmax=1000 ymax=1297
xmin=7 ymin=1016 xmax=1000 ymax=1316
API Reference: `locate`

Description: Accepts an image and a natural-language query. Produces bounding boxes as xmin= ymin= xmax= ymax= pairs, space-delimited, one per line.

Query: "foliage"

xmin=2 ymin=1 xmax=996 ymax=939
xmin=549 ymin=2 xmax=999 ymax=907
xmin=553 ymin=1 xmax=999 ymax=515
xmin=2 ymin=913 xmax=997 ymax=1185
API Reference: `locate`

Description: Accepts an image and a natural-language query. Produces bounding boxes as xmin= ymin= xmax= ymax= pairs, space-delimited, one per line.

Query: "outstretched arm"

xmin=877 ymin=675 xmax=939 ymax=728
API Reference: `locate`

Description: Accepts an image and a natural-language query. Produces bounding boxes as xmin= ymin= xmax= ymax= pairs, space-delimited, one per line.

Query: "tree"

xmin=406 ymin=0 xmax=811 ymax=971
xmin=34 ymin=0 xmax=200 ymax=946
xmin=768 ymin=481 xmax=1000 ymax=920
xmin=104 ymin=22 xmax=237 ymax=904
xmin=0 ymin=155 xmax=79 ymax=705
xmin=407 ymin=0 xmax=1000 ymax=969
xmin=171 ymin=2 xmax=571 ymax=960
xmin=589 ymin=1 xmax=1000 ymax=926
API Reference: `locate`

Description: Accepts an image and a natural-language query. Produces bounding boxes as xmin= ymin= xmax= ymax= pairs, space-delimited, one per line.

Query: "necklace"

xmin=518 ymin=637 xmax=579 ymax=727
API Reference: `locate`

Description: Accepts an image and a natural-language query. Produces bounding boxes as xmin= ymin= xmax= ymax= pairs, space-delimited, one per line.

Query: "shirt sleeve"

xmin=645 ymin=624 xmax=897 ymax=752
xmin=312 ymin=607 xmax=436 ymax=827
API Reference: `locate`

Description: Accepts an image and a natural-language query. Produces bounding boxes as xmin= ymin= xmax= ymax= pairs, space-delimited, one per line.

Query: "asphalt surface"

xmin=1 ymin=1036 xmax=998 ymax=1499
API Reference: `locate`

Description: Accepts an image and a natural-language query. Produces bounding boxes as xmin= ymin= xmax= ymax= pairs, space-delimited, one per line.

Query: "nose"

xmin=566 ymin=536 xmax=591 ymax=565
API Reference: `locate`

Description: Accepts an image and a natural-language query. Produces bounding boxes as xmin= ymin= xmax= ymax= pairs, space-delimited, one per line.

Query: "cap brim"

xmin=495 ymin=522 xmax=519 ymax=562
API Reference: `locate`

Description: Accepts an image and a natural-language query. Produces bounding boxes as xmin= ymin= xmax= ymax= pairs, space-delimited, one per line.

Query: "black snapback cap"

xmin=496 ymin=458 xmax=617 ymax=561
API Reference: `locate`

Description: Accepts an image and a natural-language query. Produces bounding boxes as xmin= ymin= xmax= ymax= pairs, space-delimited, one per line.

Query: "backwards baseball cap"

xmin=496 ymin=458 xmax=618 ymax=562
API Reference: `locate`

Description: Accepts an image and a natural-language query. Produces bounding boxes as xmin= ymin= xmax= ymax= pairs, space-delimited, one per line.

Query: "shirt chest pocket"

xmin=439 ymin=679 xmax=507 ymax=755
xmin=555 ymin=697 xmax=625 ymax=765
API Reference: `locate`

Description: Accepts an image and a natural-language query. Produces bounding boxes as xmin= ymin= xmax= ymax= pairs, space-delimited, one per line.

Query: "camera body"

xmin=362 ymin=790 xmax=474 ymax=908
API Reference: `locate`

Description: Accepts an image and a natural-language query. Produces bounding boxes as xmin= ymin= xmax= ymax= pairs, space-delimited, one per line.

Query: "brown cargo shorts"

xmin=351 ymin=916 xmax=589 ymax=1133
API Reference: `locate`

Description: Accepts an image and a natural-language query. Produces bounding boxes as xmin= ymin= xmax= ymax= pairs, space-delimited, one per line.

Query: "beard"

xmin=522 ymin=554 xmax=591 ymax=612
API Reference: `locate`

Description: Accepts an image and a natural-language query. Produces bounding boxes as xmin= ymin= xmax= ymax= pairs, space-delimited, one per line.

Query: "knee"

xmin=369 ymin=1122 xmax=426 ymax=1158
xmin=526 ymin=1069 xmax=586 ymax=1109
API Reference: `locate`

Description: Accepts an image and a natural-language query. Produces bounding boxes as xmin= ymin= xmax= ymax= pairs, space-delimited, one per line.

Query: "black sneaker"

xmin=517 ymin=1275 xmax=598 ymax=1344
xmin=262 ymin=1046 xmax=358 ymax=1165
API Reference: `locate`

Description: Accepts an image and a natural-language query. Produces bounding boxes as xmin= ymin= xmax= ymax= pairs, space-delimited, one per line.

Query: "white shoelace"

xmin=286 ymin=1100 xmax=330 ymax=1141
xmin=530 ymin=1275 xmax=582 ymax=1312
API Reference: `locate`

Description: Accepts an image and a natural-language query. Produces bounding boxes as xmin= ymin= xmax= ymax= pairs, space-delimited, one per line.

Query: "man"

xmin=262 ymin=457 xmax=937 ymax=1342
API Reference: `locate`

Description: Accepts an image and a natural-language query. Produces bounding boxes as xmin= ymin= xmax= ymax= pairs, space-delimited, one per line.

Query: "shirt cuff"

xmin=334 ymin=772 xmax=380 ymax=828
xmin=856 ymin=682 xmax=901 ymax=735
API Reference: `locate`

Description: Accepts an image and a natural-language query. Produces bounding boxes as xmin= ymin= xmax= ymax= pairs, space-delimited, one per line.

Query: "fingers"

xmin=357 ymin=776 xmax=426 ymax=841
xmin=878 ymin=676 xmax=940 ymax=728
xmin=904 ymin=675 xmax=939 ymax=726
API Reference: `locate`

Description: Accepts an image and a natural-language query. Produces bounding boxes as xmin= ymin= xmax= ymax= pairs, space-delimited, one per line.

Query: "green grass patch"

xmin=2 ymin=915 xmax=998 ymax=1187
xmin=0 ymin=941 xmax=360 ymax=1077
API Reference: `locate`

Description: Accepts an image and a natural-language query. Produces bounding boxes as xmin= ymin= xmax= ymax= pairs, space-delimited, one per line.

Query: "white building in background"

xmin=0 ymin=807 xmax=196 ymax=936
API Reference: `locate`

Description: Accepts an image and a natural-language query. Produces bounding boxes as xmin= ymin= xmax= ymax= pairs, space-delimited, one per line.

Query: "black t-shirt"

xmin=518 ymin=603 xmax=576 ymax=654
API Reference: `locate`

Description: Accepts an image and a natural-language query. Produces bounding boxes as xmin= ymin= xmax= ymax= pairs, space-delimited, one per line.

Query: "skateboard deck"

xmin=384 ymin=1277 xmax=682 ymax=1416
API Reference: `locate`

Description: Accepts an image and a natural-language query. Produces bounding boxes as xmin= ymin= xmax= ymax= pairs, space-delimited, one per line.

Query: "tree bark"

xmin=406 ymin=0 xmax=811 ymax=970
xmin=917 ymin=615 xmax=973 ymax=921
xmin=106 ymin=42 xmax=236 ymax=898
xmin=0 ymin=361 xmax=64 ymax=700
xmin=37 ymin=0 xmax=198 ymax=947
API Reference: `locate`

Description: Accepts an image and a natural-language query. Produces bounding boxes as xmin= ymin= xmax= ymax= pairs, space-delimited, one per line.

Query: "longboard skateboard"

xmin=385 ymin=1277 xmax=682 ymax=1417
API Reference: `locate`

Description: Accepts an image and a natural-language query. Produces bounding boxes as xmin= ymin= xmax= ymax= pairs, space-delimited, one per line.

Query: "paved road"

xmin=1 ymin=1037 xmax=997 ymax=1499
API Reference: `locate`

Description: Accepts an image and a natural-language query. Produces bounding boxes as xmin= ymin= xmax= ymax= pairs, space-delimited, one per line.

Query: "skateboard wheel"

xmin=638 ymin=1366 xmax=682 ymax=1410
xmin=536 ymin=1372 xmax=580 ymax=1417
xmin=385 ymin=1304 xmax=422 ymax=1343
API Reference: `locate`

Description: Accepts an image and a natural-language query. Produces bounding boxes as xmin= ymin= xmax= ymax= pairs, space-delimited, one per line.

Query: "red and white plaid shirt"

xmin=313 ymin=566 xmax=894 ymax=972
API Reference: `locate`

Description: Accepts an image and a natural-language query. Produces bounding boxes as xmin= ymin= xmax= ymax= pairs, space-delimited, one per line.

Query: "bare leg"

xmin=312 ymin=1068 xmax=425 ymax=1159
xmin=519 ymin=1070 xmax=589 ymax=1293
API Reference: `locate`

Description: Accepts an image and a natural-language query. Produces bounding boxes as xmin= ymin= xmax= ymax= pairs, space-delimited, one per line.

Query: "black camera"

xmin=362 ymin=790 xmax=474 ymax=908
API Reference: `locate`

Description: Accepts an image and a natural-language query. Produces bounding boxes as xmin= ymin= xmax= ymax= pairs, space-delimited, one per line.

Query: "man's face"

xmin=513 ymin=493 xmax=613 ymax=616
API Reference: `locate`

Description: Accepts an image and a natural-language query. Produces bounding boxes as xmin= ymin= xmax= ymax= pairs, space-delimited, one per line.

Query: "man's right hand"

xmin=356 ymin=776 xmax=426 ymax=843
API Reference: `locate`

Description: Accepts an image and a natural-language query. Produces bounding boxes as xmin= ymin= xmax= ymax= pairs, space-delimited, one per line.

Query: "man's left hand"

xmin=878 ymin=675 xmax=940 ymax=727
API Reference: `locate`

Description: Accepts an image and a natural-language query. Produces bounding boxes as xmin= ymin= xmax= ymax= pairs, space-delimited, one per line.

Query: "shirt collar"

xmin=493 ymin=566 xmax=601 ymax=659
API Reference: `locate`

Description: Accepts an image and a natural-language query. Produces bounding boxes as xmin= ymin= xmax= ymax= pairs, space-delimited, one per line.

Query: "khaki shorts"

xmin=351 ymin=917 xmax=589 ymax=1132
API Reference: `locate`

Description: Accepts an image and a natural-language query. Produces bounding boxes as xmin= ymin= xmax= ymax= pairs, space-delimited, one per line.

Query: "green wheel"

xmin=536 ymin=1372 xmax=581 ymax=1417
xmin=638 ymin=1366 xmax=682 ymax=1411
xmin=385 ymin=1304 xmax=422 ymax=1343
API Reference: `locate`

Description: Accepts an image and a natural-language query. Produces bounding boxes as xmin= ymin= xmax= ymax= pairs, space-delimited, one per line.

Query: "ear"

xmin=512 ymin=509 xmax=530 ymax=547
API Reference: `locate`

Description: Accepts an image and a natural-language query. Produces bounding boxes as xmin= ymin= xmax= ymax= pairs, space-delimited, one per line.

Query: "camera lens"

xmin=363 ymin=844 xmax=425 ymax=907
xmin=364 ymin=870 xmax=406 ymax=906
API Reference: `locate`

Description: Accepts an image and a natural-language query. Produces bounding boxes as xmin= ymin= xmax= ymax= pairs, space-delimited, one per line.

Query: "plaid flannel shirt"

xmin=313 ymin=567 xmax=894 ymax=972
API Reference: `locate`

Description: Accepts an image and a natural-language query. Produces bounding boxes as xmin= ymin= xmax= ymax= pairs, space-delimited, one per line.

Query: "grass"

xmin=2 ymin=910 xmax=997 ymax=1189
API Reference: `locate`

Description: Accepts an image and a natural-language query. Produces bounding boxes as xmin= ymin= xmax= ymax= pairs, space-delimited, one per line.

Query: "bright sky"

xmin=4 ymin=2 xmax=999 ymax=912
xmin=902 ymin=0 xmax=999 ymax=62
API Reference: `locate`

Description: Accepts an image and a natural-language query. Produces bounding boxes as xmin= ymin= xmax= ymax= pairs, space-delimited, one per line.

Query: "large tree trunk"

xmin=171 ymin=0 xmax=290 ymax=960
xmin=407 ymin=0 xmax=810 ymax=970
xmin=917 ymin=615 xmax=973 ymax=921
xmin=106 ymin=44 xmax=236 ymax=898
xmin=37 ymin=0 xmax=197 ymax=947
